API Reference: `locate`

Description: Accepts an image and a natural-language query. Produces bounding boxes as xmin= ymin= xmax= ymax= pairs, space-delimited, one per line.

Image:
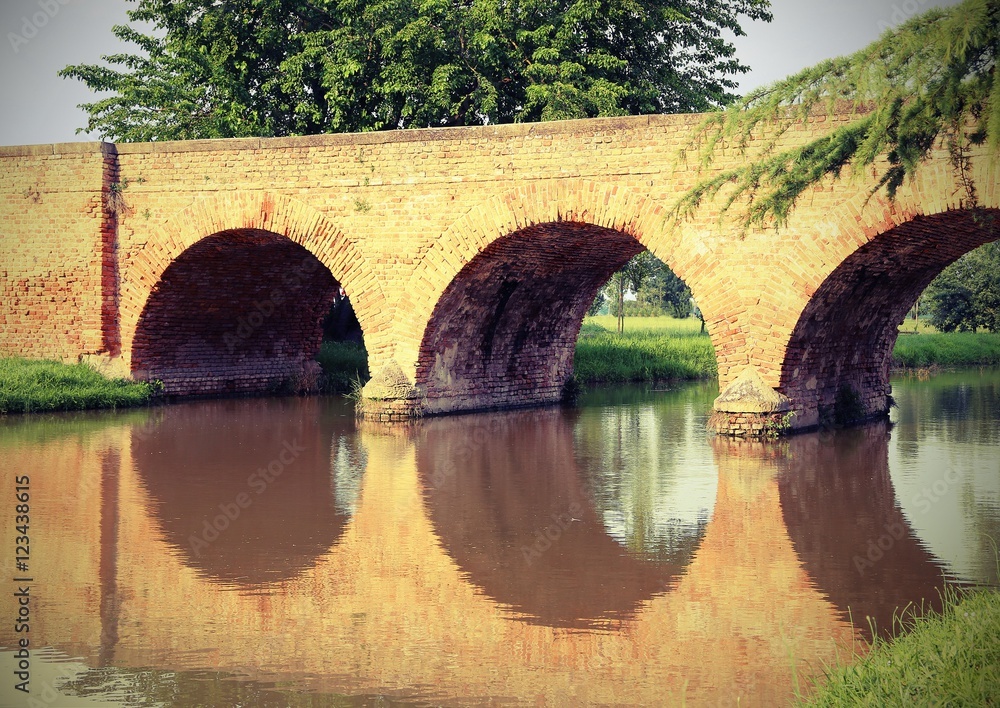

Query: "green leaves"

xmin=928 ymin=241 xmax=1000 ymax=333
xmin=676 ymin=0 xmax=1000 ymax=233
xmin=61 ymin=0 xmax=771 ymax=141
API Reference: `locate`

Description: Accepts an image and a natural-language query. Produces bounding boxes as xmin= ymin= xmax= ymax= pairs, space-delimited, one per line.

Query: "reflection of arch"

xmin=121 ymin=193 xmax=388 ymax=390
xmin=132 ymin=398 xmax=360 ymax=586
xmin=776 ymin=424 xmax=954 ymax=638
xmin=417 ymin=408 xmax=702 ymax=629
xmin=779 ymin=209 xmax=999 ymax=427
xmin=401 ymin=181 xmax=719 ymax=414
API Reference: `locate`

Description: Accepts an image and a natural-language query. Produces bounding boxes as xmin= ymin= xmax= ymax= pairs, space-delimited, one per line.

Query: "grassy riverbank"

xmin=803 ymin=587 xmax=1000 ymax=706
xmin=892 ymin=331 xmax=1000 ymax=369
xmin=5 ymin=320 xmax=998 ymax=414
xmin=316 ymin=317 xmax=1000 ymax=389
xmin=574 ymin=316 xmax=716 ymax=383
xmin=0 ymin=357 xmax=157 ymax=414
xmin=315 ymin=340 xmax=369 ymax=393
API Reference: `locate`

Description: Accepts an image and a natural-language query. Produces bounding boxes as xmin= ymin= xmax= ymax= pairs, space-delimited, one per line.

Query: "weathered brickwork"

xmin=1 ymin=113 xmax=997 ymax=434
xmin=0 ymin=143 xmax=112 ymax=359
xmin=131 ymin=229 xmax=337 ymax=396
xmin=417 ymin=221 xmax=643 ymax=414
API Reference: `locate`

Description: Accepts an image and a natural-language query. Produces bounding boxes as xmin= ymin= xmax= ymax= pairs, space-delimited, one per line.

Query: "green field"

xmin=576 ymin=316 xmax=1000 ymax=381
xmin=315 ymin=340 xmax=369 ymax=393
xmin=574 ymin=316 xmax=716 ymax=383
xmin=892 ymin=331 xmax=1000 ymax=368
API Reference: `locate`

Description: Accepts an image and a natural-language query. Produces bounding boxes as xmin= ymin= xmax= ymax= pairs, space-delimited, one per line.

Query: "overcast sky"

xmin=0 ymin=0 xmax=963 ymax=147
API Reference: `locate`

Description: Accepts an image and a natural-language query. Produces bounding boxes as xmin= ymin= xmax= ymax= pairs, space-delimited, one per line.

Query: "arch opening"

xmin=780 ymin=210 xmax=999 ymax=428
xmin=132 ymin=228 xmax=340 ymax=396
xmin=416 ymin=221 xmax=647 ymax=415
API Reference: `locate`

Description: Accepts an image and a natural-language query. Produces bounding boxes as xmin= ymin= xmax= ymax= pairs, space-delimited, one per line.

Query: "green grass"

xmin=803 ymin=587 xmax=1000 ymax=706
xmin=585 ymin=314 xmax=706 ymax=334
xmin=575 ymin=316 xmax=717 ymax=383
xmin=892 ymin=332 xmax=1000 ymax=369
xmin=316 ymin=340 xmax=369 ymax=393
xmin=0 ymin=357 xmax=157 ymax=414
xmin=581 ymin=316 xmax=1000 ymax=379
xmin=896 ymin=318 xmax=939 ymax=334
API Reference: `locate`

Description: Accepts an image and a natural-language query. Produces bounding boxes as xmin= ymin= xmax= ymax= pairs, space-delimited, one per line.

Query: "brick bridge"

xmin=1 ymin=112 xmax=997 ymax=433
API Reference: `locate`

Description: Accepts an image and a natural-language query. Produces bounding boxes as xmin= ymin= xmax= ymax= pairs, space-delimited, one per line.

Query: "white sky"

xmin=0 ymin=0 xmax=963 ymax=147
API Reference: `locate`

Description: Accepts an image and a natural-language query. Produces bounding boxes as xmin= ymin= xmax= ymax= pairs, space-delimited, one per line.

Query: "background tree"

xmin=635 ymin=256 xmax=693 ymax=318
xmin=60 ymin=0 xmax=771 ymax=141
xmin=606 ymin=252 xmax=657 ymax=333
xmin=926 ymin=241 xmax=1000 ymax=333
xmin=599 ymin=252 xmax=700 ymax=331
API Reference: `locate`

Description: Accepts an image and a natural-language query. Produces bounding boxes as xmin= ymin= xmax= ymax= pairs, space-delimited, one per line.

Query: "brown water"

xmin=1 ymin=371 xmax=998 ymax=707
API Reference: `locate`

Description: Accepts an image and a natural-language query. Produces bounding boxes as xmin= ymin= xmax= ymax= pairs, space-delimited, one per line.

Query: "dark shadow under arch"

xmin=780 ymin=210 xmax=999 ymax=427
xmin=132 ymin=229 xmax=340 ymax=396
xmin=777 ymin=424 xmax=957 ymax=639
xmin=417 ymin=221 xmax=646 ymax=415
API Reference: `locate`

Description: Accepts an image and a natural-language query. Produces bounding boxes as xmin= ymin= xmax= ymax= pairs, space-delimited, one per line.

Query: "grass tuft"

xmin=803 ymin=586 xmax=1000 ymax=706
xmin=0 ymin=357 xmax=157 ymax=414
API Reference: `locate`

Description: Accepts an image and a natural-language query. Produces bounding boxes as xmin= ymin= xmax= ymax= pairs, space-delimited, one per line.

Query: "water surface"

xmin=1 ymin=371 xmax=998 ymax=706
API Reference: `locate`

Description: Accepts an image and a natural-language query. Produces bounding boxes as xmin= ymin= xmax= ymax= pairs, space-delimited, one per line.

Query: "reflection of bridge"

xmin=0 ymin=404 xmax=953 ymax=704
xmin=1 ymin=116 xmax=997 ymax=433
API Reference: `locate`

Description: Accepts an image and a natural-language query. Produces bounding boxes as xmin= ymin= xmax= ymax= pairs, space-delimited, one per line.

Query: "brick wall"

xmin=0 ymin=143 xmax=110 ymax=360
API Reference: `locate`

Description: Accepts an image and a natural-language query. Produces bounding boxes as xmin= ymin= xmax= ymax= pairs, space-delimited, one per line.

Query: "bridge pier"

xmin=710 ymin=368 xmax=796 ymax=438
xmin=356 ymin=360 xmax=424 ymax=422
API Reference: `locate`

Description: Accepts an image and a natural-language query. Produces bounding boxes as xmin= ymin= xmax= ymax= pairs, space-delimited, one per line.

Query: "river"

xmin=1 ymin=370 xmax=998 ymax=706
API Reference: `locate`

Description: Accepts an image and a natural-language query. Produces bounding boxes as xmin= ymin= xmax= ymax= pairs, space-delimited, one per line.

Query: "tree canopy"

xmin=635 ymin=258 xmax=692 ymax=319
xmin=61 ymin=0 xmax=771 ymax=141
xmin=927 ymin=241 xmax=1000 ymax=332
xmin=673 ymin=0 xmax=1000 ymax=232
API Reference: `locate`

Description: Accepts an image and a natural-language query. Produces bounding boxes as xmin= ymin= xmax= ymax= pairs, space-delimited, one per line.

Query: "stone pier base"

xmin=711 ymin=368 xmax=795 ymax=438
xmin=356 ymin=397 xmax=423 ymax=422
xmin=356 ymin=359 xmax=423 ymax=421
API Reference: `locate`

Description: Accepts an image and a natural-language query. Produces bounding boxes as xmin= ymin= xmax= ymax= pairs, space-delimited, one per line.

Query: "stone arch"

xmin=121 ymin=192 xmax=387 ymax=394
xmin=373 ymin=179 xmax=722 ymax=416
xmin=775 ymin=152 xmax=1000 ymax=428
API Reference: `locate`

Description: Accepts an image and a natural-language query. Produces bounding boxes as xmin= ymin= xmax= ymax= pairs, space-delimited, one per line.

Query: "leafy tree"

xmin=606 ymin=252 xmax=657 ymax=333
xmin=636 ymin=256 xmax=692 ymax=318
xmin=60 ymin=0 xmax=771 ymax=141
xmin=674 ymin=0 xmax=1000 ymax=232
xmin=587 ymin=289 xmax=608 ymax=317
xmin=926 ymin=241 xmax=1000 ymax=332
